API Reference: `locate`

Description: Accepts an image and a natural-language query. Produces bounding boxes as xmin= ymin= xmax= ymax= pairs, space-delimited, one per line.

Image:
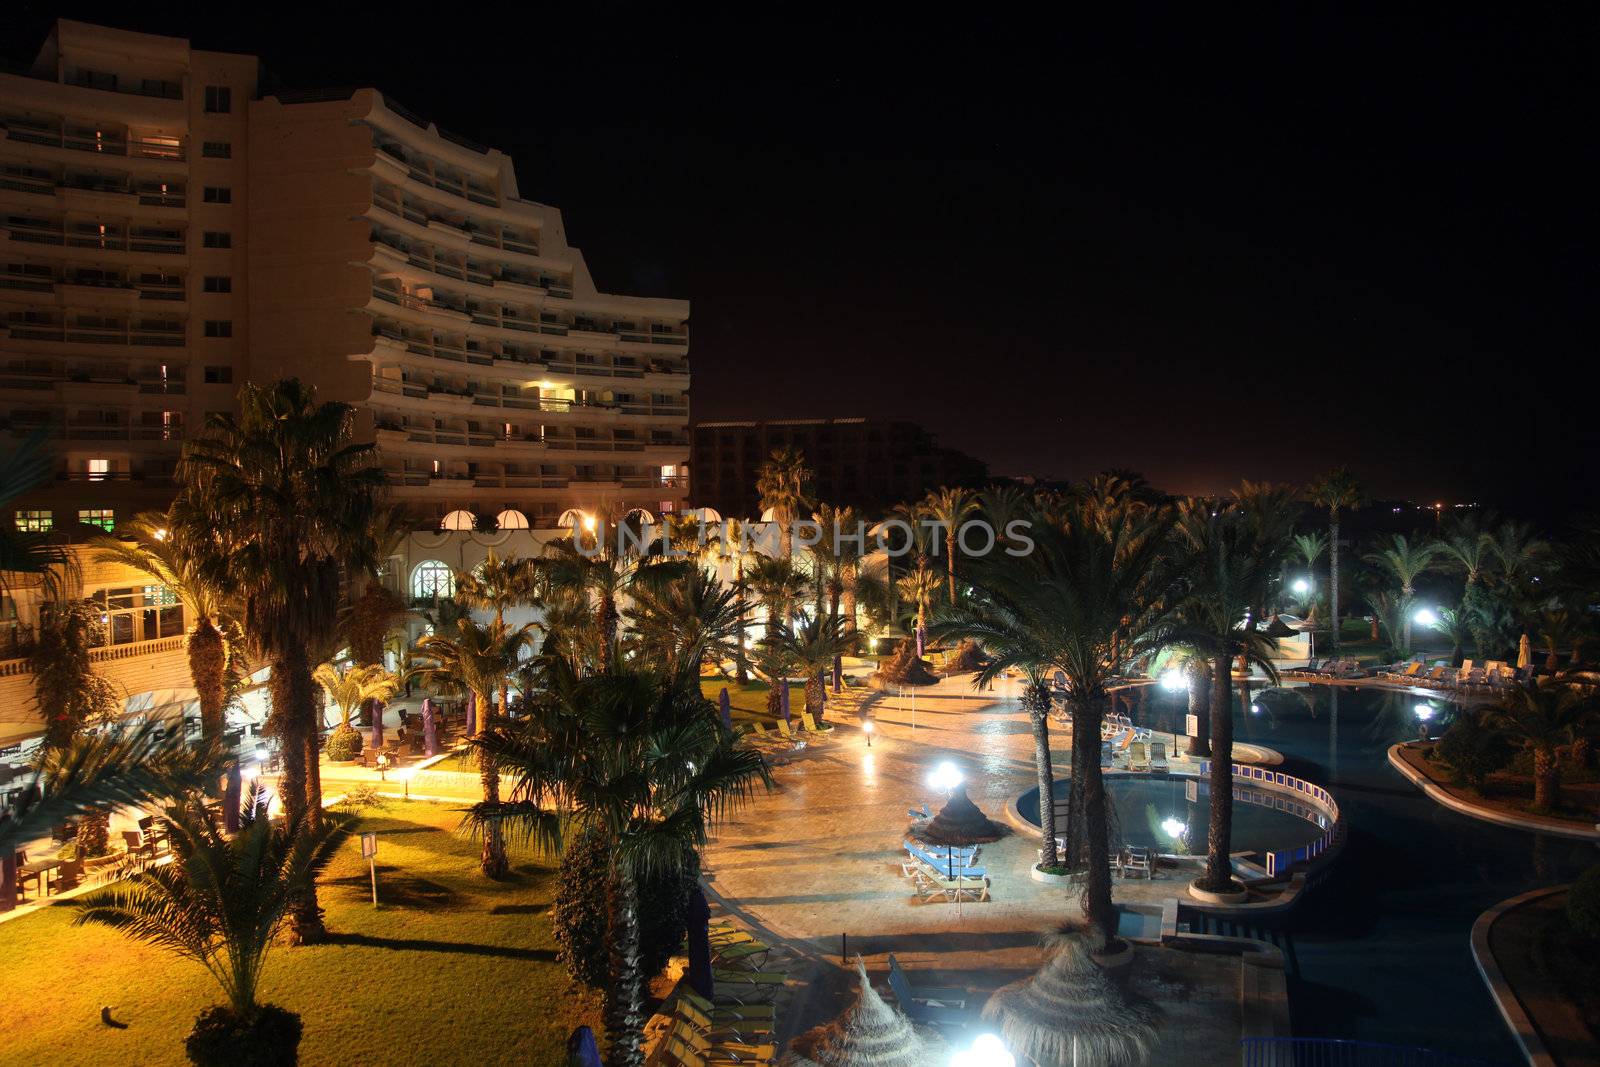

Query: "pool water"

xmin=1017 ymin=773 xmax=1329 ymax=856
xmin=1132 ymin=682 xmax=1596 ymax=1064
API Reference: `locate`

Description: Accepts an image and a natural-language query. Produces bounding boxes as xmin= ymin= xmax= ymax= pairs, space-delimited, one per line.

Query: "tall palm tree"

xmin=1438 ymin=516 xmax=1495 ymax=658
xmin=454 ymin=549 xmax=542 ymax=628
xmin=755 ymin=447 xmax=813 ymax=559
xmin=312 ymin=662 xmax=399 ymax=734
xmin=896 ymin=554 xmax=942 ymax=656
xmin=1364 ymin=534 xmax=1439 ymax=651
xmin=813 ymin=503 xmax=863 ymax=688
xmin=1308 ymin=468 xmax=1364 ymax=649
xmin=174 ymin=379 xmax=382 ymax=943
xmin=74 ymin=797 xmax=345 ymax=1061
xmin=412 ymin=616 xmax=535 ymax=876
xmin=1291 ymin=532 xmax=1328 ymax=620
xmin=765 ymin=612 xmax=856 ymax=722
xmin=470 ymin=670 xmax=771 ymax=1067
xmin=746 ymin=556 xmax=810 ymax=636
xmin=91 ymin=511 xmax=233 ymax=744
xmin=544 ymin=513 xmax=685 ymax=675
xmin=920 ymin=487 xmax=978 ymax=607
xmin=1484 ymin=680 xmax=1597 ymax=812
xmin=938 ymin=496 xmax=1176 ymax=943
xmin=714 ymin=518 xmax=760 ymax=683
xmin=1170 ymin=500 xmax=1282 ymax=893
xmin=624 ymin=566 xmax=743 ymax=678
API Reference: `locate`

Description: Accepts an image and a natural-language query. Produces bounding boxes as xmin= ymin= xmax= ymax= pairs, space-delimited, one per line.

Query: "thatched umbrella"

xmin=870 ymin=638 xmax=939 ymax=689
xmin=782 ymin=958 xmax=941 ymax=1067
xmin=913 ymin=784 xmax=1005 ymax=847
xmin=983 ymin=928 xmax=1156 ymax=1067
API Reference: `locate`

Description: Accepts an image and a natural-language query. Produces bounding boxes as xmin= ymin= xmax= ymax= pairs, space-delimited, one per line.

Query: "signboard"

xmin=1185 ymin=714 xmax=1199 ymax=738
xmin=360 ymin=832 xmax=378 ymax=859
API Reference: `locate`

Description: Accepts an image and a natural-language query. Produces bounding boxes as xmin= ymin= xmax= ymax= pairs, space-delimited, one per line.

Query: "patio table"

xmin=19 ymin=858 xmax=61 ymax=900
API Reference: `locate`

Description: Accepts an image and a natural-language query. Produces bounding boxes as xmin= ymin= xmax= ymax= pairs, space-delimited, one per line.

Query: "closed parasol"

xmin=781 ymin=958 xmax=942 ymax=1067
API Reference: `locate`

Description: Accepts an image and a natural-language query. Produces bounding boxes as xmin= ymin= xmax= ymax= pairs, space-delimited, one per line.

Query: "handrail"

xmin=1199 ymin=759 xmax=1344 ymax=877
xmin=1239 ymin=1037 xmax=1496 ymax=1067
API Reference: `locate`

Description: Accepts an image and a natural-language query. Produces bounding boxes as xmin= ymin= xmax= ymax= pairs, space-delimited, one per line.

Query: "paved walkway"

xmin=702 ymin=673 xmax=1256 ymax=1061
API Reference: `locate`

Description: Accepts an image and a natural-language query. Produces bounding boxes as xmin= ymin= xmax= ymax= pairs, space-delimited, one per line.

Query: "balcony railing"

xmin=4 ymin=321 xmax=183 ymax=347
xmin=5 ymin=219 xmax=185 ymax=255
xmin=5 ymin=124 xmax=185 ymax=161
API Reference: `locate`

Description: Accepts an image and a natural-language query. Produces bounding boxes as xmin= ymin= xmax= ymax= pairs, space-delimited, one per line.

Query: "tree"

xmin=812 ymin=504 xmax=863 ymax=688
xmin=543 ymin=512 xmax=685 ymax=675
xmin=174 ymin=379 xmax=383 ymax=943
xmin=1438 ymin=516 xmax=1496 ymax=658
xmin=470 ymin=670 xmax=771 ymax=1067
xmin=1364 ymin=534 xmax=1439 ymax=652
xmin=0 ymin=430 xmax=74 ymax=605
xmin=764 ymin=612 xmax=855 ymax=722
xmin=746 ymin=556 xmax=810 ymax=637
xmin=413 ymin=617 xmax=535 ymax=876
xmin=713 ymin=518 xmax=760 ymax=683
xmin=920 ymin=487 xmax=978 ymax=607
xmin=1170 ymin=500 xmax=1282 ymax=893
xmin=896 ymin=554 xmax=942 ymax=656
xmin=74 ymin=799 xmax=345 ymax=1066
xmin=1308 ymin=468 xmax=1364 ymax=649
xmin=625 ymin=566 xmax=743 ymax=678
xmin=1484 ymin=680 xmax=1597 ymax=812
xmin=755 ymin=446 xmax=813 ymax=559
xmin=312 ymin=662 xmax=398 ymax=760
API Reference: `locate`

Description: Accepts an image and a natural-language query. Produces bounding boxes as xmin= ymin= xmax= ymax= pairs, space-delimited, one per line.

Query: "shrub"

xmin=552 ymin=826 xmax=699 ymax=988
xmin=324 ymin=724 xmax=363 ymax=762
xmin=185 ymin=1004 xmax=302 ymax=1067
xmin=336 ymin=783 xmax=387 ymax=812
xmin=1568 ymin=865 xmax=1600 ymax=941
xmin=1436 ymin=713 xmax=1513 ymax=789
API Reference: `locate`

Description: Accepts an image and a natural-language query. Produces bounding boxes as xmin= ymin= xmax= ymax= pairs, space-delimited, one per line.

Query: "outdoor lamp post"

xmin=1292 ymin=578 xmax=1310 ymax=595
xmin=863 ymin=719 xmax=875 ymax=748
xmin=927 ymin=760 xmax=963 ymax=797
xmin=1413 ymin=607 xmax=1438 ymax=628
xmin=376 ymin=752 xmax=391 ymax=782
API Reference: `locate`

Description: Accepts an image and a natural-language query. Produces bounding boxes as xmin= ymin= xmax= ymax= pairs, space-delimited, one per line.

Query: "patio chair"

xmin=1128 ymin=741 xmax=1150 ymax=772
xmin=712 ymin=939 xmax=771 ymax=969
xmin=662 ymin=1027 xmax=774 ymax=1067
xmin=773 ymin=718 xmax=799 ymax=742
xmin=886 ymin=957 xmax=968 ymax=1025
xmin=801 ymin=711 xmax=831 ymax=733
xmin=711 ymin=967 xmax=786 ymax=1004
xmin=1150 ymin=741 xmax=1169 ymax=772
xmin=1122 ymin=846 xmax=1154 ymax=879
xmin=886 ymin=953 xmax=968 ymax=1008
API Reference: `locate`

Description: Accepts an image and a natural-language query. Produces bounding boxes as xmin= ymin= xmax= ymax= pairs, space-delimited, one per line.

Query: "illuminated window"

xmin=78 ymin=509 xmax=115 ymax=531
xmin=15 ymin=509 xmax=51 ymax=533
xmin=88 ymin=458 xmax=110 ymax=481
xmin=91 ymin=585 xmax=184 ymax=646
xmin=410 ymin=560 xmax=455 ymax=600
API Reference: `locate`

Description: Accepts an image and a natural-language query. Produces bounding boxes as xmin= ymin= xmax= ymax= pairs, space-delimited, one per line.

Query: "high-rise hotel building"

xmin=1 ymin=20 xmax=690 ymax=536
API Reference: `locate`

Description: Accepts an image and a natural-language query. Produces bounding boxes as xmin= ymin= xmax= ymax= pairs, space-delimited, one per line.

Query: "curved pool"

xmin=1017 ymin=772 xmax=1331 ymax=856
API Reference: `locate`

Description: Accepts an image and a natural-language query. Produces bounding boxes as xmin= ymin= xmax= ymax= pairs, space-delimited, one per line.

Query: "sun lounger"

xmin=712 ymin=940 xmax=771 ymax=968
xmin=1119 ymin=846 xmax=1153 ymax=880
xmin=1383 ymin=661 xmax=1425 ymax=682
xmin=902 ymin=842 xmax=985 ymax=880
xmin=887 ymin=953 xmax=968 ymax=1008
xmin=907 ymin=803 xmax=931 ymax=819
xmin=801 ymin=711 xmax=831 ymax=732
xmin=712 ymin=967 xmax=786 ymax=1003
xmin=677 ymin=999 xmax=775 ymax=1046
xmin=1150 ymin=740 xmax=1169 ymax=772
xmin=678 ymin=990 xmax=777 ymax=1024
xmin=902 ymin=839 xmax=979 ymax=866
xmin=886 ymin=957 xmax=969 ymax=1025
xmin=663 ymin=1025 xmax=775 ymax=1066
xmin=1420 ymin=666 xmax=1451 ymax=686
xmin=1128 ymin=741 xmax=1150 ymax=772
xmin=774 ymin=718 xmax=798 ymax=741
xmin=908 ymin=866 xmax=990 ymax=903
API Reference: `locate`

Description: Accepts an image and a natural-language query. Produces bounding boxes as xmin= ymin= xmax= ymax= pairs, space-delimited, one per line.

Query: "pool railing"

xmin=1198 ymin=760 xmax=1345 ymax=878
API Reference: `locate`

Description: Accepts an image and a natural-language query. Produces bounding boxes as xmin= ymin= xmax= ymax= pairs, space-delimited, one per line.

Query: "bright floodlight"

xmin=1250 ymin=703 xmax=1261 ymax=714
xmin=863 ymin=720 xmax=875 ymax=734
xmin=927 ymin=761 xmax=963 ymax=793
xmin=1161 ymin=816 xmax=1186 ymax=839
xmin=951 ymin=1034 xmax=1016 ymax=1067
xmin=1292 ymin=578 xmax=1309 ymax=595
xmin=1159 ymin=669 xmax=1187 ymax=692
xmin=1413 ymin=607 xmax=1439 ymax=628
xmin=581 ymin=513 xmax=597 ymax=532
xmin=1414 ymin=703 xmax=1435 ymax=721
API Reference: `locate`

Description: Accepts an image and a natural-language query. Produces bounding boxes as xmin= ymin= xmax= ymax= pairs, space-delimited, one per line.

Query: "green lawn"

xmin=0 ymin=800 xmax=602 ymax=1065
xmin=700 ymin=678 xmax=774 ymax=722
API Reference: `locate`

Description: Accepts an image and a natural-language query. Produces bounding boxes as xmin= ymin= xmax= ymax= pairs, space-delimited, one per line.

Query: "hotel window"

xmin=204 ymin=320 xmax=233 ymax=338
xmin=79 ymin=509 xmax=115 ymax=531
xmin=202 ymin=187 xmax=232 ymax=204
xmin=410 ymin=560 xmax=455 ymax=600
xmin=202 ymin=231 xmax=231 ymax=248
xmin=203 ymin=365 xmax=233 ymax=384
xmin=202 ymin=276 xmax=232 ymax=293
xmin=91 ymin=585 xmax=184 ymax=646
xmin=204 ymin=86 xmax=232 ymax=113
xmin=201 ymin=141 xmax=231 ymax=159
xmin=15 ymin=509 xmax=52 ymax=533
xmin=88 ymin=458 xmax=111 ymax=481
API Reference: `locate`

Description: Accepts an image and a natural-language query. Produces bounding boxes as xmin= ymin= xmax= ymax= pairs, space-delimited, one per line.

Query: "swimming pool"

xmin=1016 ymin=772 xmax=1331 ymax=857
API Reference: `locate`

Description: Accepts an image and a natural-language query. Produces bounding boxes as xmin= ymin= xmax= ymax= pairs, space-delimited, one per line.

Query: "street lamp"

xmin=1292 ymin=578 xmax=1310 ymax=596
xmin=927 ymin=760 xmax=963 ymax=796
xmin=1413 ymin=607 xmax=1439 ymax=628
xmin=1159 ymin=669 xmax=1186 ymax=693
xmin=1161 ymin=816 xmax=1186 ymax=839
xmin=863 ymin=719 xmax=875 ymax=748
xmin=951 ymin=1034 xmax=1016 ymax=1067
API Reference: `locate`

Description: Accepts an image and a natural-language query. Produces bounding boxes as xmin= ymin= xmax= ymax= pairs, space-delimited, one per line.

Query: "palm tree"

xmin=73 ymin=798 xmax=345 ymax=1063
xmin=412 ymin=616 xmax=535 ymax=876
xmin=813 ymin=503 xmax=863 ymax=688
xmin=469 ymin=670 xmax=770 ymax=1067
xmin=454 ymin=549 xmax=541 ymax=628
xmin=746 ymin=556 xmax=810 ymax=637
xmin=544 ymin=512 xmax=685 ymax=675
xmin=1308 ymin=468 xmax=1364 ymax=649
xmin=1484 ymin=680 xmax=1597 ymax=812
xmin=1534 ymin=610 xmax=1588 ymax=672
xmin=755 ymin=447 xmax=813 ymax=559
xmin=1364 ymin=534 xmax=1439 ymax=651
xmin=1291 ymin=532 xmax=1328 ymax=620
xmin=1438 ymin=516 xmax=1495 ymax=658
xmin=92 ymin=511 xmax=233 ymax=744
xmin=938 ymin=496 xmax=1176 ymax=943
xmin=624 ymin=566 xmax=744 ymax=678
xmin=920 ymin=487 xmax=978 ymax=607
xmin=1170 ymin=500 xmax=1282 ymax=893
xmin=312 ymin=662 xmax=398 ymax=751
xmin=765 ymin=612 xmax=855 ymax=722
xmin=174 ymin=379 xmax=383 ymax=943
xmin=713 ymin=518 xmax=760 ymax=683
xmin=896 ymin=555 xmax=942 ymax=657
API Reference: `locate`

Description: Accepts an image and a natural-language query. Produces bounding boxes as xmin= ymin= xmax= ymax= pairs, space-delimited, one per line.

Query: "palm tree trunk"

xmin=1329 ymin=518 xmax=1341 ymax=650
xmin=1071 ymin=693 xmax=1117 ymax=944
xmin=1029 ymin=686 xmax=1059 ymax=869
xmin=189 ymin=616 xmax=227 ymax=741
xmin=1531 ymin=745 xmax=1559 ymax=812
xmin=805 ymin=673 xmax=824 ymax=722
xmin=479 ymin=749 xmax=508 ymax=878
xmin=597 ymin=592 xmax=617 ymax=674
xmin=1201 ymin=652 xmax=1236 ymax=891
xmin=605 ymin=864 xmax=647 ymax=1067
xmin=733 ymin=562 xmax=749 ymax=684
xmin=271 ymin=646 xmax=326 ymax=944
xmin=1187 ymin=666 xmax=1212 ymax=757
xmin=947 ymin=543 xmax=957 ymax=607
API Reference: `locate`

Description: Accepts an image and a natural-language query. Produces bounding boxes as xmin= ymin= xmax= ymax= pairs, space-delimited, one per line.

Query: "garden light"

xmin=1413 ymin=607 xmax=1438 ymax=628
xmin=863 ymin=719 xmax=875 ymax=747
xmin=1160 ymin=669 xmax=1186 ymax=693
xmin=1292 ymin=578 xmax=1309 ymax=595
xmin=927 ymin=760 xmax=963 ymax=794
xmin=1414 ymin=703 xmax=1435 ymax=721
xmin=1161 ymin=816 xmax=1186 ymax=839
xmin=951 ymin=1034 xmax=1016 ymax=1067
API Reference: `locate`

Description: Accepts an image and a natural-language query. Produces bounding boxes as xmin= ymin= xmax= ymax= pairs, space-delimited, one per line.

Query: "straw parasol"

xmin=912 ymin=784 xmax=1006 ymax=846
xmin=782 ymin=958 xmax=942 ymax=1067
xmin=870 ymin=638 xmax=939 ymax=689
xmin=1517 ymin=633 xmax=1532 ymax=670
xmin=983 ymin=927 xmax=1157 ymax=1067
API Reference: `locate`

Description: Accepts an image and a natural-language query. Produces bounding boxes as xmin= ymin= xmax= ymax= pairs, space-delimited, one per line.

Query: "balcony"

xmin=4 ymin=218 xmax=185 ymax=256
xmin=4 ymin=123 xmax=185 ymax=161
xmin=4 ymin=318 xmax=184 ymax=347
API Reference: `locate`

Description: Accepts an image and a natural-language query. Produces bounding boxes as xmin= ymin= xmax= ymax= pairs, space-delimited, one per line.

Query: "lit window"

xmin=410 ymin=560 xmax=455 ymax=600
xmin=15 ymin=509 xmax=52 ymax=533
xmin=88 ymin=458 xmax=110 ymax=481
xmin=79 ymin=509 xmax=115 ymax=531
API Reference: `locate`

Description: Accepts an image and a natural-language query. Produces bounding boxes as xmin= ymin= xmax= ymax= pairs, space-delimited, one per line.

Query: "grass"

xmin=0 ymin=800 xmax=602 ymax=1065
xmin=700 ymin=677 xmax=775 ymax=722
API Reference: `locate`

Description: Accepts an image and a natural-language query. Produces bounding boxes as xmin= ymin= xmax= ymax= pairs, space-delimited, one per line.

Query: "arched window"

xmin=411 ymin=560 xmax=455 ymax=600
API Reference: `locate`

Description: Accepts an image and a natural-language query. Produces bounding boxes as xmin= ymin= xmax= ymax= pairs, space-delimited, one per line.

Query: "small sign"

xmin=361 ymin=832 xmax=378 ymax=859
xmin=1186 ymin=780 xmax=1199 ymax=804
xmin=1185 ymin=714 xmax=1199 ymax=738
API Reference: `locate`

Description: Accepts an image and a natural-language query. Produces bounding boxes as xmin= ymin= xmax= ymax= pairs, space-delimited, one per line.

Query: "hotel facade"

xmin=0 ymin=20 xmax=690 ymax=743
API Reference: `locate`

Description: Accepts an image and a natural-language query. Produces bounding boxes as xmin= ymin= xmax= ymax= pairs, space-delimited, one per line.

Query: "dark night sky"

xmin=10 ymin=5 xmax=1597 ymax=514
